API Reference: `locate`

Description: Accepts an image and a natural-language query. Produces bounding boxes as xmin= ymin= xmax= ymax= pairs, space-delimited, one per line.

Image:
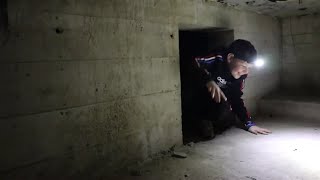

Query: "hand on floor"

xmin=248 ymin=126 xmax=272 ymax=135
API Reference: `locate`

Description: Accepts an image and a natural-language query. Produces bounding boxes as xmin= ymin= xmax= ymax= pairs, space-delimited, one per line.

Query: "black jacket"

xmin=194 ymin=54 xmax=255 ymax=130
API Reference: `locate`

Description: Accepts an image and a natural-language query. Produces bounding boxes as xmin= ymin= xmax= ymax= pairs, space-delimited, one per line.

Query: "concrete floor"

xmin=104 ymin=117 xmax=320 ymax=180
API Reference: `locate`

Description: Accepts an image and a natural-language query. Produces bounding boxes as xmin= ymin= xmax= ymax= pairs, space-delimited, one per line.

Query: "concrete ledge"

xmin=258 ymin=93 xmax=320 ymax=121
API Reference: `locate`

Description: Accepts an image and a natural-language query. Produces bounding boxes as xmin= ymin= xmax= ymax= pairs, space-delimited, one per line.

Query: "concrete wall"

xmin=281 ymin=14 xmax=320 ymax=91
xmin=0 ymin=0 xmax=281 ymax=176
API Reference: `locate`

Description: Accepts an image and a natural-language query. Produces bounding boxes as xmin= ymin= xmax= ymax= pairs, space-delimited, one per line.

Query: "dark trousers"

xmin=196 ymin=88 xmax=237 ymax=134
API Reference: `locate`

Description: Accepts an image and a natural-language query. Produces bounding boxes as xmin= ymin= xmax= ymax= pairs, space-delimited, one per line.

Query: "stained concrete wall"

xmin=281 ymin=14 xmax=320 ymax=91
xmin=0 ymin=0 xmax=281 ymax=176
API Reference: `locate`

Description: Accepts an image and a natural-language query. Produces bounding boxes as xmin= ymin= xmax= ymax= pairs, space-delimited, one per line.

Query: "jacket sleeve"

xmin=193 ymin=55 xmax=220 ymax=84
xmin=228 ymin=79 xmax=255 ymax=130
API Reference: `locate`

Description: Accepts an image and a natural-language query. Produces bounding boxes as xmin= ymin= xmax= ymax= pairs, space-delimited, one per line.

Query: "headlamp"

xmin=253 ymin=58 xmax=265 ymax=68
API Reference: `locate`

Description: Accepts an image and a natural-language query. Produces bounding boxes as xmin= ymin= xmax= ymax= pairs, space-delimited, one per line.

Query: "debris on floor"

xmin=245 ymin=176 xmax=257 ymax=180
xmin=186 ymin=142 xmax=194 ymax=147
xmin=172 ymin=151 xmax=188 ymax=158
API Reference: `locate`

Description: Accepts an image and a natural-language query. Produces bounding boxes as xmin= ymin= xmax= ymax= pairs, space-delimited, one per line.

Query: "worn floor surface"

xmin=103 ymin=117 xmax=320 ymax=180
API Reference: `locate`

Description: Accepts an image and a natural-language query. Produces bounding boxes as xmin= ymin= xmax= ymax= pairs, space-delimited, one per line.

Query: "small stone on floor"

xmin=172 ymin=151 xmax=187 ymax=158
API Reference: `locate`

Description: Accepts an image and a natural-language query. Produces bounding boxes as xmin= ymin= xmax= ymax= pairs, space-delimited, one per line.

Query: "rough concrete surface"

xmin=0 ymin=0 xmax=281 ymax=176
xmin=281 ymin=14 xmax=320 ymax=90
xmin=207 ymin=0 xmax=320 ymax=18
xmin=259 ymin=90 xmax=320 ymax=121
xmin=99 ymin=117 xmax=320 ymax=180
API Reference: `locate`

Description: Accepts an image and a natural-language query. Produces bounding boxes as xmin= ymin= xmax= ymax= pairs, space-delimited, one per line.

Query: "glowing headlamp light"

xmin=253 ymin=58 xmax=265 ymax=68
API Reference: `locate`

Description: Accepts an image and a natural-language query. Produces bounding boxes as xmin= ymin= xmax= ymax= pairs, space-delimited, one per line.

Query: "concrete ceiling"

xmin=209 ymin=0 xmax=320 ymax=18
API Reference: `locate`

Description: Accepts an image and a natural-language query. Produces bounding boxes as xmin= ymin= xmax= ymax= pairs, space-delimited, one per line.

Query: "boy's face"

xmin=227 ymin=53 xmax=252 ymax=79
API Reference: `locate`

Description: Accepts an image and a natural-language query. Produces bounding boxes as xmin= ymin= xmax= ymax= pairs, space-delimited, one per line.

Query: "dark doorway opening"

xmin=0 ymin=0 xmax=8 ymax=46
xmin=179 ymin=28 xmax=234 ymax=143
